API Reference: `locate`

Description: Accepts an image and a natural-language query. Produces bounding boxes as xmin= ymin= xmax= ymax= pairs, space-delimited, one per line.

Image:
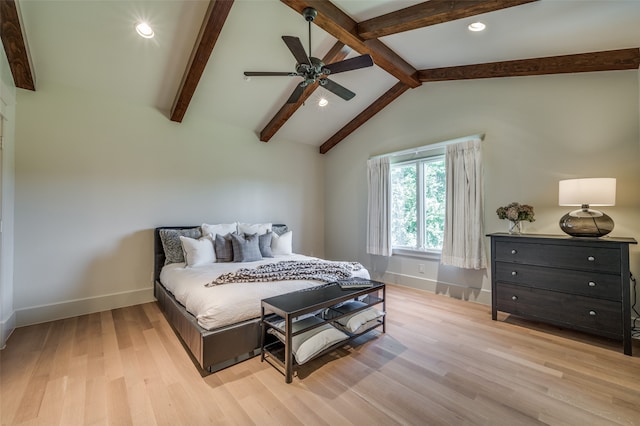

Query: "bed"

xmin=153 ymin=224 xmax=370 ymax=373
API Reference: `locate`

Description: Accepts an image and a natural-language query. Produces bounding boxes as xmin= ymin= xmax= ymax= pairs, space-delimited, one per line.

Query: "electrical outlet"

xmin=419 ymin=264 xmax=425 ymax=274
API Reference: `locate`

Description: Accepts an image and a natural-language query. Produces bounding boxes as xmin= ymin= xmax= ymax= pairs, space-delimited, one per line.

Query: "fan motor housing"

xmin=296 ymin=57 xmax=327 ymax=81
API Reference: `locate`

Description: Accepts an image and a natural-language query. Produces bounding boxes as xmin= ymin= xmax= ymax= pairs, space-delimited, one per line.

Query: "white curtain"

xmin=441 ymin=138 xmax=487 ymax=269
xmin=367 ymin=157 xmax=392 ymax=256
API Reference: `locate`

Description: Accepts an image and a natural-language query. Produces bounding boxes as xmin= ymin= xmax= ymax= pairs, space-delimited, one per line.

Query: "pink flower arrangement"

xmin=496 ymin=202 xmax=535 ymax=222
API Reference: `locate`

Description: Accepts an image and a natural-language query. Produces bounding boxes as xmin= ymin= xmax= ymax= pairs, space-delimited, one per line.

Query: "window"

xmin=367 ymin=134 xmax=483 ymax=264
xmin=390 ymin=155 xmax=446 ymax=252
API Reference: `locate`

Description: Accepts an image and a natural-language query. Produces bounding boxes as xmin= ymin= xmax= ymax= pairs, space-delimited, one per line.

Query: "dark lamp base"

xmin=559 ymin=209 xmax=614 ymax=237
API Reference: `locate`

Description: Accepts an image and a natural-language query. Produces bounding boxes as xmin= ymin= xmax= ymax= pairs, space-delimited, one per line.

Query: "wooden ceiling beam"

xmin=0 ymin=0 xmax=35 ymax=90
xmin=418 ymin=48 xmax=640 ymax=82
xmin=282 ymin=0 xmax=543 ymax=152
xmin=319 ymin=47 xmax=640 ymax=154
xmin=260 ymin=41 xmax=351 ymax=142
xmin=280 ymin=0 xmax=421 ymax=88
xmin=170 ymin=0 xmax=234 ymax=123
xmin=319 ymin=82 xmax=410 ymax=154
xmin=358 ymin=0 xmax=539 ymax=40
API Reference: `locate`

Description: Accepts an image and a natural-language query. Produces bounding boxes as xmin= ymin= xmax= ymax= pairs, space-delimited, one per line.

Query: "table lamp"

xmin=558 ymin=178 xmax=616 ymax=237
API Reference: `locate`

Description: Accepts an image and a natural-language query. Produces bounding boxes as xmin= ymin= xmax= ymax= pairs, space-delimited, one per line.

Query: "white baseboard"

xmin=377 ymin=271 xmax=492 ymax=305
xmin=15 ymin=287 xmax=155 ymax=327
xmin=0 ymin=310 xmax=16 ymax=350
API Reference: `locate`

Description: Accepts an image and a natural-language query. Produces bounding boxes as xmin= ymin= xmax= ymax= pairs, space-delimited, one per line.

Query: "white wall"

xmin=0 ymin=48 xmax=16 ymax=348
xmin=324 ymin=71 xmax=640 ymax=306
xmin=11 ymin=71 xmax=640 ymax=328
xmin=14 ymin=80 xmax=325 ymax=326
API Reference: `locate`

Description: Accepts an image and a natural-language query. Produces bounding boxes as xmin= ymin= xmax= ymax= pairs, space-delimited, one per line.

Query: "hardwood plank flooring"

xmin=1 ymin=284 xmax=639 ymax=425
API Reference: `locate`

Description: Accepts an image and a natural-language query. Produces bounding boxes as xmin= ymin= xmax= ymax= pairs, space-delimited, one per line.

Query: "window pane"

xmin=423 ymin=158 xmax=446 ymax=250
xmin=391 ymin=163 xmax=417 ymax=247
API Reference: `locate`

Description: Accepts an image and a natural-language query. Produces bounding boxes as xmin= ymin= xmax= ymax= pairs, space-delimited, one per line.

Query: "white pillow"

xmin=179 ymin=235 xmax=215 ymax=267
xmin=271 ymin=230 xmax=293 ymax=255
xmin=269 ymin=316 xmax=348 ymax=365
xmin=323 ymin=301 xmax=385 ymax=334
xmin=237 ymin=222 xmax=272 ymax=236
xmin=342 ymin=308 xmax=385 ymax=334
xmin=201 ymin=222 xmax=237 ymax=238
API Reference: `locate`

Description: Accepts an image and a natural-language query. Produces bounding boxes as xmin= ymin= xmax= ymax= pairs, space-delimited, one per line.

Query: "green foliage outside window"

xmin=423 ymin=159 xmax=446 ymax=249
xmin=391 ymin=156 xmax=446 ymax=251
xmin=391 ymin=164 xmax=416 ymax=247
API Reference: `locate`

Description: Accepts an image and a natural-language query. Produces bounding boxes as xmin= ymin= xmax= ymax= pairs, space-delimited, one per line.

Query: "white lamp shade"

xmin=558 ymin=178 xmax=616 ymax=206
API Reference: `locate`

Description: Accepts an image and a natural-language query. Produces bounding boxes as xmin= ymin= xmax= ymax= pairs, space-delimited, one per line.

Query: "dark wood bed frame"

xmin=153 ymin=226 xmax=280 ymax=373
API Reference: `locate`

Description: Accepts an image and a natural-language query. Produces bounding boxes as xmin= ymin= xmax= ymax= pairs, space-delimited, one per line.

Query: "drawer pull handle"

xmin=511 ymin=249 xmax=517 ymax=255
xmin=512 ymin=296 xmax=518 ymax=301
xmin=587 ymin=256 xmax=595 ymax=262
xmin=589 ymin=310 xmax=597 ymax=316
xmin=588 ymin=281 xmax=596 ymax=287
xmin=511 ymin=271 xmax=517 ymax=276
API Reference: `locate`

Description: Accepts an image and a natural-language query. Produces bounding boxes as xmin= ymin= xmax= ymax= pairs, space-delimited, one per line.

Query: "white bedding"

xmin=159 ymin=254 xmax=370 ymax=330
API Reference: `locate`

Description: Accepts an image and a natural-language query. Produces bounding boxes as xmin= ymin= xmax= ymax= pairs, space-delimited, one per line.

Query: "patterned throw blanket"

xmin=205 ymin=260 xmax=364 ymax=287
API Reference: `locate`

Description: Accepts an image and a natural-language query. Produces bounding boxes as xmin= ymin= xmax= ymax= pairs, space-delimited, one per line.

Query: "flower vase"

xmin=508 ymin=220 xmax=522 ymax=235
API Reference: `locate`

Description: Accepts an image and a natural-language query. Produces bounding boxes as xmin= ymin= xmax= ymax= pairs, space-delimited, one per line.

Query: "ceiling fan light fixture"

xmin=318 ymin=98 xmax=328 ymax=107
xmin=242 ymin=6 xmax=373 ymax=104
xmin=135 ymin=21 xmax=155 ymax=39
xmin=468 ymin=22 xmax=486 ymax=32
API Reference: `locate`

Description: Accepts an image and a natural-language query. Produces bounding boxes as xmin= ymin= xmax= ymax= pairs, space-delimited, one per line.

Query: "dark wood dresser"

xmin=488 ymin=233 xmax=637 ymax=355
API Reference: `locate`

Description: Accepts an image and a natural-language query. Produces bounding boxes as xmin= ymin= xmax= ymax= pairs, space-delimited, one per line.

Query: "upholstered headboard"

xmin=153 ymin=224 xmax=289 ymax=283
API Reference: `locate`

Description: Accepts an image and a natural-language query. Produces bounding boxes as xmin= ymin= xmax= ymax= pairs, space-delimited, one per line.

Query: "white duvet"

xmin=159 ymin=254 xmax=370 ymax=330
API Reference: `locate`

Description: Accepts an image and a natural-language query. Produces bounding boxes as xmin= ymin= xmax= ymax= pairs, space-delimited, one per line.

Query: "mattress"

xmin=159 ymin=254 xmax=370 ymax=330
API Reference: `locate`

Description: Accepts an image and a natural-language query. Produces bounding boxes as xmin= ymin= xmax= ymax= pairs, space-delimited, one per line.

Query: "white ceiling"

xmin=17 ymin=0 xmax=640 ymax=148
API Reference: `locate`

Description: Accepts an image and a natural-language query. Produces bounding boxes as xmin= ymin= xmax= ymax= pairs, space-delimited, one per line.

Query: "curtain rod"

xmin=369 ymin=133 xmax=485 ymax=160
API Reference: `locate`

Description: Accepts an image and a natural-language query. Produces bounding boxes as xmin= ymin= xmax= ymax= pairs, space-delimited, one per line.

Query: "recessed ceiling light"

xmin=468 ymin=22 xmax=486 ymax=32
xmin=318 ymin=98 xmax=328 ymax=107
xmin=135 ymin=22 xmax=154 ymax=39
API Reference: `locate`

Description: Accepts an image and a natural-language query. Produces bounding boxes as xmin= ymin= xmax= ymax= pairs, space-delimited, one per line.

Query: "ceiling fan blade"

xmin=282 ymin=36 xmax=311 ymax=66
xmin=286 ymin=84 xmax=305 ymax=104
xmin=320 ymin=78 xmax=355 ymax=101
xmin=323 ymin=54 xmax=374 ymax=75
xmin=244 ymin=71 xmax=297 ymax=77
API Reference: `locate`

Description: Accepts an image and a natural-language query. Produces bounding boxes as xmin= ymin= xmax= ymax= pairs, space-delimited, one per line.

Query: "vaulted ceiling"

xmin=5 ymin=0 xmax=640 ymax=153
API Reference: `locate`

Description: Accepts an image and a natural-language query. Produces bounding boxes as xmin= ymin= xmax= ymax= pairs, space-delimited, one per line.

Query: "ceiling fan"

xmin=244 ymin=7 xmax=374 ymax=104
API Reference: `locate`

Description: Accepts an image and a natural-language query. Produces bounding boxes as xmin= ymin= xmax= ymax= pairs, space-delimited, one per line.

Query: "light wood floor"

xmin=2 ymin=284 xmax=640 ymax=425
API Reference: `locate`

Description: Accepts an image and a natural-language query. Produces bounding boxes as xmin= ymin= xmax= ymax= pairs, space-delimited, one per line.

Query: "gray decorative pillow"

xmin=214 ymin=233 xmax=234 ymax=263
xmin=159 ymin=228 xmax=202 ymax=265
xmin=259 ymin=232 xmax=273 ymax=258
xmin=231 ymin=233 xmax=262 ymax=262
xmin=272 ymin=225 xmax=289 ymax=236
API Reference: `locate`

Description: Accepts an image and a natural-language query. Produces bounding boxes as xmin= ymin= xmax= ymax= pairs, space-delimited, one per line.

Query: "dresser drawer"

xmin=494 ymin=241 xmax=620 ymax=274
xmin=496 ymin=283 xmax=622 ymax=338
xmin=494 ymin=262 xmax=621 ymax=301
